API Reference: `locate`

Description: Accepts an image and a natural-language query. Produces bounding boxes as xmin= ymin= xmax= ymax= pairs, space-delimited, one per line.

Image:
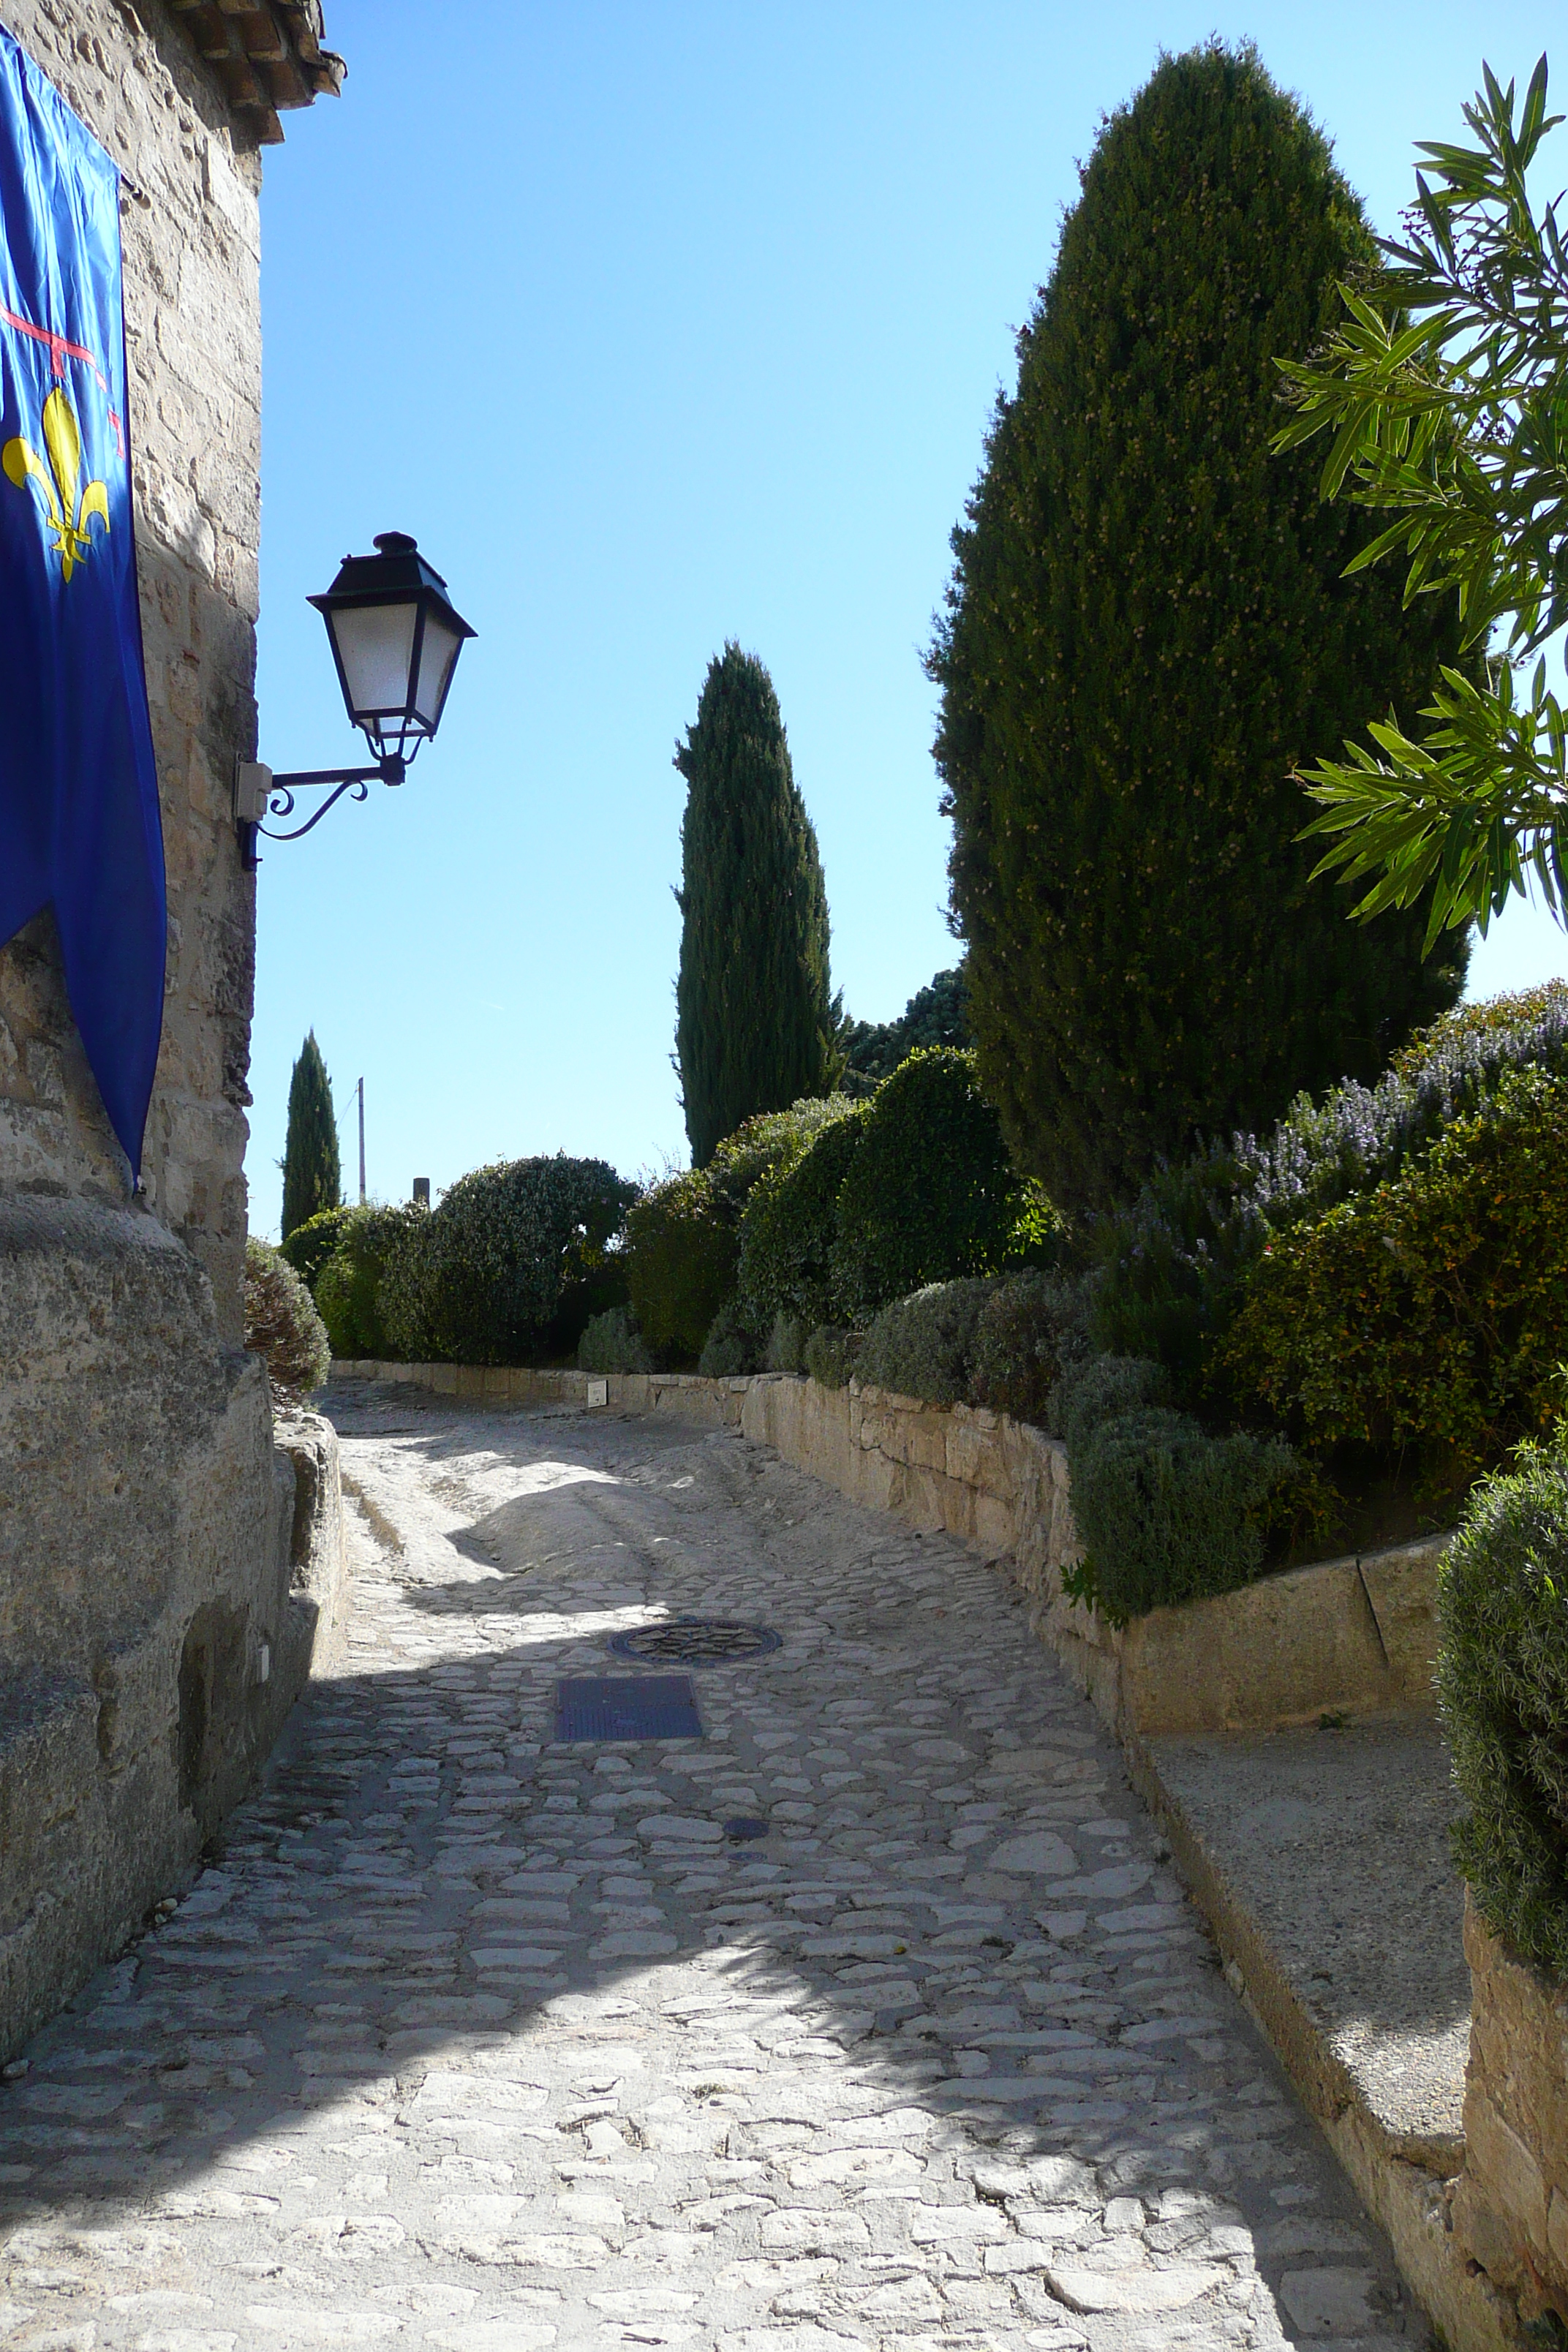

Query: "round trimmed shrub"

xmin=857 ymin=1279 xmax=992 ymax=1406
xmin=829 ymin=1050 xmax=1044 ymax=1322
xmin=244 ymin=1235 xmax=330 ymax=1403
xmin=1439 ymin=1441 xmax=1568 ymax=1973
xmin=279 ymin=1205 xmax=355 ymax=1296
xmin=970 ymin=1270 xmax=1094 ymax=1425
xmin=408 ymin=1156 xmax=637 ymax=1367
xmin=736 ymin=1104 xmax=870 ymax=1333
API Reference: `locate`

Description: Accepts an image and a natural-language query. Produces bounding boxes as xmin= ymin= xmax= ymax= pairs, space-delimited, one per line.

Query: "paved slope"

xmin=0 ymin=1386 xmax=1430 ymax=2350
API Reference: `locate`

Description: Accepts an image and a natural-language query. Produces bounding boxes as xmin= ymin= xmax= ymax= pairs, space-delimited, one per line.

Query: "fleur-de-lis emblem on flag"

xmin=3 ymin=385 xmax=108 ymax=581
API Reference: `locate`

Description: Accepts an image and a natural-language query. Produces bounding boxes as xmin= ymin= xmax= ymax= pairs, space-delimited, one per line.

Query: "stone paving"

xmin=0 ymin=1387 xmax=1432 ymax=2351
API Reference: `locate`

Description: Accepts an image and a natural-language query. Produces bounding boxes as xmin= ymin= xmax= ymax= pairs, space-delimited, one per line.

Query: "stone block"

xmin=1119 ymin=1555 xmax=1398 ymax=1737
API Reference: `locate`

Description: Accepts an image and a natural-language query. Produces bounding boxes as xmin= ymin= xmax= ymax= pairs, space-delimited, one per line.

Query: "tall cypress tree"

xmin=929 ymin=41 xmax=1468 ymax=1216
xmin=281 ymin=1030 xmax=341 ymax=1241
xmin=674 ymin=644 xmax=836 ymax=1166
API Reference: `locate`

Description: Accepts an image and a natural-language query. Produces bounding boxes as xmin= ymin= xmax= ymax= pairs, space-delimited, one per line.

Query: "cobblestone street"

xmin=0 ymin=1387 xmax=1431 ymax=2351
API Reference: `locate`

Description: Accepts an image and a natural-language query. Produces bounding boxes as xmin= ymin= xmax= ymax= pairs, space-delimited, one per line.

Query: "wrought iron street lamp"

xmin=234 ymin=532 xmax=475 ymax=866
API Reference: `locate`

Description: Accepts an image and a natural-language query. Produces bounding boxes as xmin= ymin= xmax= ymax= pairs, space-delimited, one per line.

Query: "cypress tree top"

xmin=674 ymin=644 xmax=836 ymax=1167
xmin=281 ymin=1029 xmax=341 ymax=1243
xmin=930 ymin=41 xmax=1467 ymax=1215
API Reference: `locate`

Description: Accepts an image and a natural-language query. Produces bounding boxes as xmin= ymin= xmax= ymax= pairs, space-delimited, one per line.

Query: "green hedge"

xmin=736 ymin=1105 xmax=870 ymax=1333
xmin=1068 ymin=1406 xmax=1298 ymax=1621
xmin=1439 ymin=1439 xmax=1568 ymax=1973
xmin=627 ymin=1096 xmax=856 ymax=1359
xmin=280 ymin=1205 xmax=355 ymax=1296
xmin=1223 ymin=1065 xmax=1568 ymax=1480
xmin=830 ymin=1049 xmax=1053 ymax=1322
xmin=244 ymin=1237 xmax=330 ymax=1403
xmin=316 ymin=1205 xmax=421 ymax=1360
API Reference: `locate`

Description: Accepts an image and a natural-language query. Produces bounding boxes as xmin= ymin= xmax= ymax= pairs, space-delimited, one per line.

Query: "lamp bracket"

xmin=234 ymin=754 xmax=407 ymax=869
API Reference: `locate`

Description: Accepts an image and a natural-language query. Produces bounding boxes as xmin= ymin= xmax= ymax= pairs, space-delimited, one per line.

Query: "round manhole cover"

xmin=608 ymin=1617 xmax=782 ymax=1665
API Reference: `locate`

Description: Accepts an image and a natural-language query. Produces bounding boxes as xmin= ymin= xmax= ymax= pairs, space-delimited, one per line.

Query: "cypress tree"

xmin=674 ymin=644 xmax=836 ymax=1166
xmin=929 ymin=41 xmax=1468 ymax=1216
xmin=281 ymin=1030 xmax=341 ymax=1242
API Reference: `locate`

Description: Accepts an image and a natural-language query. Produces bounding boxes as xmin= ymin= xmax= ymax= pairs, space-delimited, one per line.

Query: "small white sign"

xmin=587 ymin=1378 xmax=609 ymax=1409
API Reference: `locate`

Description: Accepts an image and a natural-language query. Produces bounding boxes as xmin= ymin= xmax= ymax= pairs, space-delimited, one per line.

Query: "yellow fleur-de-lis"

xmin=3 ymin=387 xmax=109 ymax=582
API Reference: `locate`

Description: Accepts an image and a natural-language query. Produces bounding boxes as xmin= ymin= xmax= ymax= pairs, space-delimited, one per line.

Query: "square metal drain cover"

xmin=554 ymin=1675 xmax=703 ymax=1743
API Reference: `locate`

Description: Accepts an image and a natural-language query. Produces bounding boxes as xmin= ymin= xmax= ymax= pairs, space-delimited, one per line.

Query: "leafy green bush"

xmin=280 ymin=1205 xmax=355 ymax=1296
xmin=857 ymin=1279 xmax=992 ymax=1406
xmin=625 ymin=1166 xmax=734 ymax=1360
xmin=627 ymin=1097 xmax=857 ymax=1358
xmin=830 ymin=1051 xmax=1050 ymax=1322
xmin=1069 ymin=1406 xmax=1299 ymax=1619
xmin=316 ymin=1205 xmax=422 ymax=1360
xmin=577 ymin=1306 xmax=652 ymax=1374
xmin=804 ymin=1324 xmax=859 ymax=1388
xmin=1223 ymin=1065 xmax=1568 ymax=1479
xmin=736 ymin=1104 xmax=869 ymax=1333
xmin=1094 ymin=984 xmax=1568 ymax=1399
xmin=244 ymin=1236 xmax=330 ymax=1403
xmin=1439 ymin=1439 xmax=1568 ymax=1973
xmin=970 ymin=1271 xmax=1095 ymax=1425
xmin=393 ymin=1156 xmax=636 ymax=1368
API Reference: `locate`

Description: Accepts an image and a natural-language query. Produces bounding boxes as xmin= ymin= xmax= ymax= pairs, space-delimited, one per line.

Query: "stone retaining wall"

xmin=1453 ymin=1899 xmax=1568 ymax=2326
xmin=339 ymin=1358 xmax=1446 ymax=1741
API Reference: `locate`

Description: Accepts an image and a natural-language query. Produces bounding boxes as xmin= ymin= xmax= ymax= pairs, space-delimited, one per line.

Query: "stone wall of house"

xmin=0 ymin=1 xmax=346 ymax=2059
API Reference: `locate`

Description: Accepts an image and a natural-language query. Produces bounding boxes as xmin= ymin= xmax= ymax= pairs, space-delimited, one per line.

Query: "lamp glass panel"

xmin=412 ymin=611 xmax=463 ymax=730
xmin=328 ymin=600 xmax=417 ymax=724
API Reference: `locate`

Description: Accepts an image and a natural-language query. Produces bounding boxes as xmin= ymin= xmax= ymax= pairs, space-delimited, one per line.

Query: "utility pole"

xmin=355 ymin=1077 xmax=366 ymax=1205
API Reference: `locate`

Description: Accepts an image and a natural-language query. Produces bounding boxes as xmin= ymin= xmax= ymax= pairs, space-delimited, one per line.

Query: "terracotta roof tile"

xmin=167 ymin=0 xmax=343 ymax=143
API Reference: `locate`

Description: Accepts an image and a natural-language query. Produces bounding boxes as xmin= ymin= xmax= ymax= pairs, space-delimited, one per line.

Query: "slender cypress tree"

xmin=929 ymin=42 xmax=1468 ymax=1216
xmin=674 ymin=644 xmax=836 ymax=1166
xmin=281 ymin=1030 xmax=341 ymax=1241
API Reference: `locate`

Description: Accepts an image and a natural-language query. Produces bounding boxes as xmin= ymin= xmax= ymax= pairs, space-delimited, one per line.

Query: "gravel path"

xmin=0 ymin=1384 xmax=1431 ymax=2351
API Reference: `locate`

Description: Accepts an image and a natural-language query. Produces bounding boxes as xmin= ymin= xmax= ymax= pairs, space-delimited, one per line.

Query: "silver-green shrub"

xmin=803 ymin=1324 xmax=859 ymax=1388
xmin=1439 ymin=1439 xmax=1568 ymax=1972
xmin=698 ymin=1300 xmax=756 ymax=1377
xmin=764 ymin=1313 xmax=806 ymax=1373
xmin=577 ymin=1307 xmax=652 ymax=1375
xmin=244 ymin=1236 xmax=330 ymax=1402
xmin=856 ymin=1279 xmax=992 ymax=1405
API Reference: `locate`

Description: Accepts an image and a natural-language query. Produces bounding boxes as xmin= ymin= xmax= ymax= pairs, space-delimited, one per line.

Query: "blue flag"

xmin=0 ymin=27 xmax=164 ymax=1179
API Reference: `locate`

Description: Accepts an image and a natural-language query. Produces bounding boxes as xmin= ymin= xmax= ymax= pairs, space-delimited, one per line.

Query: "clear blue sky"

xmin=246 ymin=1 xmax=1568 ymax=1233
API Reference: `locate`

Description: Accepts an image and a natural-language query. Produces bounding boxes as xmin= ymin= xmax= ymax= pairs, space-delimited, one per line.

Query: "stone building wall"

xmin=0 ymin=0 xmax=346 ymax=2061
